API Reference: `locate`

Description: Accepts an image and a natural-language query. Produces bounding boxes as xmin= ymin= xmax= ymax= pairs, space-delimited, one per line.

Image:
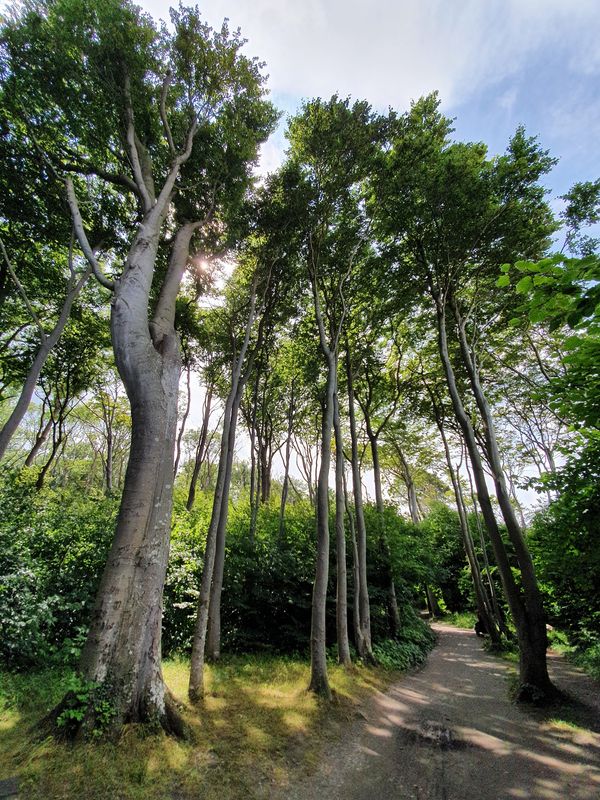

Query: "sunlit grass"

xmin=0 ymin=655 xmax=392 ymax=800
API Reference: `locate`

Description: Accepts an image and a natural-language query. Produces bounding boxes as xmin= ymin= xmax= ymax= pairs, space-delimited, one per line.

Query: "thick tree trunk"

xmin=434 ymin=294 xmax=552 ymax=696
xmin=77 ymin=221 xmax=184 ymax=733
xmin=345 ymin=347 xmax=374 ymax=662
xmin=333 ymin=390 xmax=351 ymax=666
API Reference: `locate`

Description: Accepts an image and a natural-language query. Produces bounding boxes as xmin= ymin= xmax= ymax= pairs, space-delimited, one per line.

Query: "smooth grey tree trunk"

xmin=189 ymin=279 xmax=258 ymax=701
xmin=278 ymin=380 xmax=296 ymax=538
xmin=77 ymin=214 xmax=199 ymax=732
xmin=186 ymin=382 xmax=213 ymax=511
xmin=333 ymin=390 xmax=351 ymax=666
xmin=451 ymin=296 xmax=550 ymax=690
xmin=434 ymin=293 xmax=552 ymax=696
xmin=0 ymin=264 xmax=91 ymax=462
xmin=365 ymin=420 xmax=401 ymax=638
xmin=345 ymin=347 xmax=374 ymax=662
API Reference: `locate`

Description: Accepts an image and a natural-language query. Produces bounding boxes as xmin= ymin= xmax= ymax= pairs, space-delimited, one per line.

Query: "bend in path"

xmin=277 ymin=623 xmax=600 ymax=800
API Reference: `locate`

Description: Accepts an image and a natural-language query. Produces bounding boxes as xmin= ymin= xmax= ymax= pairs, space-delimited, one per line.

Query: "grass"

xmin=0 ymin=654 xmax=396 ymax=800
xmin=435 ymin=611 xmax=477 ymax=629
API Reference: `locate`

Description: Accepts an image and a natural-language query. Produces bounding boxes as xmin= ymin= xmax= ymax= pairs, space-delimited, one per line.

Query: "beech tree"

xmin=372 ymin=94 xmax=558 ymax=697
xmin=1 ymin=0 xmax=275 ymax=732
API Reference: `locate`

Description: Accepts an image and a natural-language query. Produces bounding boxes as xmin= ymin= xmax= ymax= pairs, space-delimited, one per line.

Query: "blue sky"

xmin=141 ymin=0 xmax=600 ymax=205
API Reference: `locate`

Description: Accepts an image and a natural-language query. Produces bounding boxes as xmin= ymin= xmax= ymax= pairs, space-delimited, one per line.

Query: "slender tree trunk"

xmin=345 ymin=347 xmax=374 ymax=662
xmin=248 ymin=370 xmax=260 ymax=544
xmin=366 ymin=423 xmax=401 ymax=638
xmin=0 ymin=267 xmax=91 ymax=462
xmin=425 ymin=585 xmax=442 ymax=617
xmin=206 ymin=384 xmax=244 ymax=661
xmin=309 ymin=360 xmax=335 ymax=698
xmin=173 ymin=362 xmax=191 ymax=476
xmin=333 ymin=390 xmax=351 ymax=666
xmin=394 ymin=443 xmax=420 ymax=524
xmin=343 ymin=468 xmax=365 ymax=656
xmin=451 ymin=294 xmax=550 ymax=693
xmin=189 ymin=279 xmax=258 ymax=701
xmin=434 ymin=293 xmax=551 ymax=696
xmin=24 ymin=412 xmax=52 ymax=467
xmin=278 ymin=380 xmax=295 ymax=538
xmin=186 ymin=383 xmax=213 ymax=511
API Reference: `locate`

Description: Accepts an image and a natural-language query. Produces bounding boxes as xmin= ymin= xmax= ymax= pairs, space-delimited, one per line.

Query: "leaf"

xmin=496 ymin=274 xmax=510 ymax=287
xmin=515 ymin=276 xmax=533 ymax=293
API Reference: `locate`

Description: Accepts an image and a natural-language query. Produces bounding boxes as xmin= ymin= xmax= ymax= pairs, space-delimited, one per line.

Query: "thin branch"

xmin=123 ymin=74 xmax=153 ymax=213
xmin=0 ymin=237 xmax=47 ymax=342
xmin=65 ymin=178 xmax=114 ymax=291
xmin=160 ymin=70 xmax=176 ymax=156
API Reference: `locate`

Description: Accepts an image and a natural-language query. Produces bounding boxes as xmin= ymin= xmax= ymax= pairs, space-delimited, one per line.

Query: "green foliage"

xmin=372 ymin=609 xmax=435 ymax=670
xmin=56 ymin=675 xmax=117 ymax=738
xmin=529 ymin=435 xmax=600 ymax=643
xmin=0 ymin=468 xmax=117 ymax=667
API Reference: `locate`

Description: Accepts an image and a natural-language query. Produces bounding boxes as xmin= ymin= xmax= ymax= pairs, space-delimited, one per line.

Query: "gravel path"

xmin=278 ymin=624 xmax=600 ymax=800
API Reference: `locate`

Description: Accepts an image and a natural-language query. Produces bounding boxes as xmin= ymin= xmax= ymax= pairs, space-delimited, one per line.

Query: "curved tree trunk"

xmin=434 ymin=294 xmax=552 ymax=697
xmin=76 ymin=220 xmax=195 ymax=733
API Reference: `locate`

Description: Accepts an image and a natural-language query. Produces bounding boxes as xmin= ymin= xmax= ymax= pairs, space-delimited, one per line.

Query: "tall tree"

xmin=1 ymin=0 xmax=275 ymax=732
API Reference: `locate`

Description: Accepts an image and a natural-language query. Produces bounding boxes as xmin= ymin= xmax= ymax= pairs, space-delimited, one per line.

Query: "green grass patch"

xmin=0 ymin=652 xmax=405 ymax=800
xmin=436 ymin=611 xmax=477 ymax=629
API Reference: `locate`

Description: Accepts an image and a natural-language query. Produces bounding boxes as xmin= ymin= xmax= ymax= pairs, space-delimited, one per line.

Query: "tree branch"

xmin=65 ymin=178 xmax=114 ymax=291
xmin=0 ymin=237 xmax=47 ymax=343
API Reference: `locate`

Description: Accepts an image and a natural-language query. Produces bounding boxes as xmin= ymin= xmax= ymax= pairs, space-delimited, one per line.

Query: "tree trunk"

xmin=333 ymin=390 xmax=351 ymax=666
xmin=76 ymin=221 xmax=188 ymax=734
xmin=450 ymin=294 xmax=551 ymax=694
xmin=189 ymin=278 xmax=258 ymax=701
xmin=206 ymin=383 xmax=244 ymax=661
xmin=343 ymin=468 xmax=365 ymax=656
xmin=308 ymin=360 xmax=334 ymax=698
xmin=345 ymin=347 xmax=374 ymax=662
xmin=186 ymin=382 xmax=213 ymax=511
xmin=24 ymin=412 xmax=52 ymax=467
xmin=0 ymin=267 xmax=91 ymax=462
xmin=434 ymin=293 xmax=552 ymax=696
xmin=366 ymin=422 xmax=401 ymax=638
xmin=278 ymin=380 xmax=295 ymax=538
xmin=173 ymin=362 xmax=191 ymax=476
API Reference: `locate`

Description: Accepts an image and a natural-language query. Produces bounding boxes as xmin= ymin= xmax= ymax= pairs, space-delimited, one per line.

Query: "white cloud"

xmin=141 ymin=0 xmax=600 ymax=112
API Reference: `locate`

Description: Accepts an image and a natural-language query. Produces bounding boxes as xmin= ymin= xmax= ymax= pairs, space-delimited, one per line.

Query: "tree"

xmin=1 ymin=0 xmax=275 ymax=733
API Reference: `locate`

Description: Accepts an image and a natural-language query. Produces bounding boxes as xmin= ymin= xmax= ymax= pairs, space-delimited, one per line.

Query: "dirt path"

xmin=278 ymin=624 xmax=600 ymax=800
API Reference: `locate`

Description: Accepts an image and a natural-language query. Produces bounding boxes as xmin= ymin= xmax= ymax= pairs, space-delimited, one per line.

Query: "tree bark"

xmin=365 ymin=418 xmax=401 ymax=638
xmin=278 ymin=379 xmax=296 ymax=538
xmin=333 ymin=390 xmax=351 ymax=666
xmin=189 ymin=278 xmax=258 ymax=701
xmin=0 ymin=265 xmax=91 ymax=462
xmin=434 ymin=292 xmax=552 ymax=696
xmin=345 ymin=347 xmax=374 ymax=662
xmin=186 ymin=382 xmax=213 ymax=511
xmin=77 ymin=217 xmax=196 ymax=733
xmin=173 ymin=362 xmax=191 ymax=476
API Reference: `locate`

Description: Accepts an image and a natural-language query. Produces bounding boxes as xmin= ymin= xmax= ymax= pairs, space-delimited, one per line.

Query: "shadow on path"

xmin=276 ymin=624 xmax=600 ymax=800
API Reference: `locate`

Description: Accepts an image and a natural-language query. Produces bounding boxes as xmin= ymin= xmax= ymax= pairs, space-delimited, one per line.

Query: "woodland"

xmin=0 ymin=0 xmax=599 ymax=796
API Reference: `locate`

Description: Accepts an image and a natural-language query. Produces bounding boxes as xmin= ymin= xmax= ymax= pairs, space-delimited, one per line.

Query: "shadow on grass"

xmin=0 ymin=656 xmax=389 ymax=800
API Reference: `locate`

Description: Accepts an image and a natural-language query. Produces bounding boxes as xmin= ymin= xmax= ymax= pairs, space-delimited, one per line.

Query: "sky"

xmin=140 ymin=0 xmax=600 ymax=204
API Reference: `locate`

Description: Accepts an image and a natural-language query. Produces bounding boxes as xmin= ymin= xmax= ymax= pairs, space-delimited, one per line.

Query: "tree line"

xmin=1 ymin=0 xmax=599 ymax=737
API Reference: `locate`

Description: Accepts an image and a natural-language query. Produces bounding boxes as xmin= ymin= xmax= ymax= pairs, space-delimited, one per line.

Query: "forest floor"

xmin=2 ymin=626 xmax=599 ymax=799
xmin=272 ymin=624 xmax=600 ymax=800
